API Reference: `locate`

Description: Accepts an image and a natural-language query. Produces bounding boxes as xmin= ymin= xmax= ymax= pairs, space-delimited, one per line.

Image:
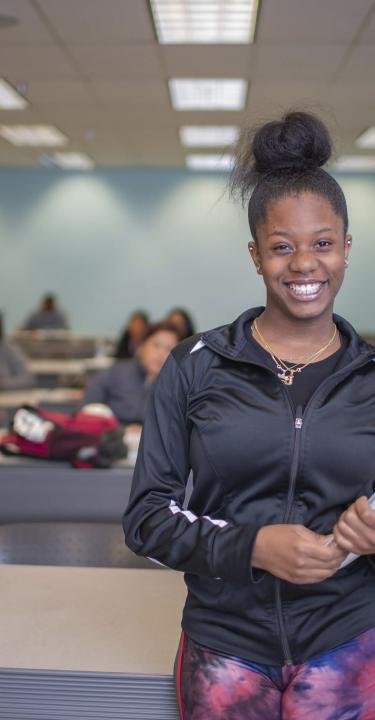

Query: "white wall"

xmin=0 ymin=167 xmax=374 ymax=336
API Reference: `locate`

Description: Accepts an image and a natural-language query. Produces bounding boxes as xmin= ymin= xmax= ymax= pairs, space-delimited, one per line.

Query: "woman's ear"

xmin=248 ymin=241 xmax=263 ymax=275
xmin=344 ymin=235 xmax=352 ymax=259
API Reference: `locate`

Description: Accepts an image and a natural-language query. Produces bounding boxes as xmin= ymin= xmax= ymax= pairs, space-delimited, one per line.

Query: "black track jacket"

xmin=123 ymin=307 xmax=375 ymax=666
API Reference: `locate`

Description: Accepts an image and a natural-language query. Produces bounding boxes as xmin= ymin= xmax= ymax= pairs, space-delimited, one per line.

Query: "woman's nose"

xmin=289 ymin=250 xmax=319 ymax=273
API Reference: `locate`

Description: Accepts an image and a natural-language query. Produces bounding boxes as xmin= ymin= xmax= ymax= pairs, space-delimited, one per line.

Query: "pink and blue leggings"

xmin=176 ymin=627 xmax=375 ymax=719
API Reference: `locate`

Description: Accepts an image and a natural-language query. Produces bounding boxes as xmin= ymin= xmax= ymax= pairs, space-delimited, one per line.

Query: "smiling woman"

xmin=123 ymin=111 xmax=375 ymax=720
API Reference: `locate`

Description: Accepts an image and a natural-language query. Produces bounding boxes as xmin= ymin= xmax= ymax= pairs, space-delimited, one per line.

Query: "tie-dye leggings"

xmin=175 ymin=627 xmax=375 ymax=719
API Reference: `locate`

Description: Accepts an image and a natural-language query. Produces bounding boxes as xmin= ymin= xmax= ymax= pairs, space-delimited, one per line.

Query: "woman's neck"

xmin=254 ymin=307 xmax=339 ymax=363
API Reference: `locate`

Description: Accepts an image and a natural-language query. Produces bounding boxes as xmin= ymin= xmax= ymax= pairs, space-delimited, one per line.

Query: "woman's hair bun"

xmin=230 ymin=111 xmax=333 ymax=204
xmin=253 ymin=111 xmax=332 ymax=175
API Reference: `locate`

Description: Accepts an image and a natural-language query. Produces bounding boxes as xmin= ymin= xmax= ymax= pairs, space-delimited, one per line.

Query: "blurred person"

xmin=84 ymin=321 xmax=180 ymax=426
xmin=23 ymin=293 xmax=69 ymax=331
xmin=166 ymin=307 xmax=195 ymax=340
xmin=0 ymin=313 xmax=34 ymax=390
xmin=115 ymin=310 xmax=149 ymax=360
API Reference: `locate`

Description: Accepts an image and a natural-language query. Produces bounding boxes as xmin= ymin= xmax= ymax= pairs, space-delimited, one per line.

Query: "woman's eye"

xmin=316 ymin=239 xmax=332 ymax=249
xmin=274 ymin=244 xmax=291 ymax=253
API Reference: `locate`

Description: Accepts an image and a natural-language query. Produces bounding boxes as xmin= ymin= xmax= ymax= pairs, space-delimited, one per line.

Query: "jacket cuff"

xmin=212 ymin=523 xmax=263 ymax=584
xmin=249 ymin=527 xmax=267 ymax=583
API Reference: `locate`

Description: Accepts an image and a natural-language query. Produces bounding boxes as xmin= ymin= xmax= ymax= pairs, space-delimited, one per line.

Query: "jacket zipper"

xmin=272 ymin=356 xmax=372 ymax=666
xmin=274 ymin=402 xmax=303 ymax=666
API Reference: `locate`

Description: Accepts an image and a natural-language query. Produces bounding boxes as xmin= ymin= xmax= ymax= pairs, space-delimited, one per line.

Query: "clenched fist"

xmin=252 ymin=524 xmax=346 ymax=584
xmin=333 ymin=496 xmax=375 ymax=556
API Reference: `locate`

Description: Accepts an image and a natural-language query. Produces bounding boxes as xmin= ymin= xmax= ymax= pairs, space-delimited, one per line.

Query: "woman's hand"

xmin=333 ymin=496 xmax=375 ymax=556
xmin=252 ymin=524 xmax=345 ymax=584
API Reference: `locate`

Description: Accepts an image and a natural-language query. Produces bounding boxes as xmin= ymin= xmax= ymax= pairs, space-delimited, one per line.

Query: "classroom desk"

xmin=0 ymin=387 xmax=83 ymax=408
xmin=0 ymin=465 xmax=134 ymax=524
xmin=0 ymin=565 xmax=185 ymax=719
xmin=29 ymin=357 xmax=113 ymax=388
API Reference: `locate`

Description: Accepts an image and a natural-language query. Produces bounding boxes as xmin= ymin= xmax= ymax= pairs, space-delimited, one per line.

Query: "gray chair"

xmin=0 ymin=521 xmax=162 ymax=569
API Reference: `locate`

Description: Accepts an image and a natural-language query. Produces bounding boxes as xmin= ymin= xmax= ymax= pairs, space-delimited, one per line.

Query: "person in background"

xmin=0 ymin=313 xmax=34 ymax=390
xmin=23 ymin=293 xmax=69 ymax=331
xmin=84 ymin=321 xmax=180 ymax=426
xmin=165 ymin=307 xmax=195 ymax=340
xmin=115 ymin=310 xmax=149 ymax=360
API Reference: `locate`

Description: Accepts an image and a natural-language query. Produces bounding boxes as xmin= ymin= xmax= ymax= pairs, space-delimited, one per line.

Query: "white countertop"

xmin=0 ymin=565 xmax=186 ymax=675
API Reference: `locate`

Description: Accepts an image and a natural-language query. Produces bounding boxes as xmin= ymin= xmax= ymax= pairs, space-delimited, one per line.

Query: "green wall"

xmin=0 ymin=167 xmax=374 ymax=336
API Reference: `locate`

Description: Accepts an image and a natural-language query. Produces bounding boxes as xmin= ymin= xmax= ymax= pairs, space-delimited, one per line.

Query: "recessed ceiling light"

xmin=44 ymin=152 xmax=95 ymax=170
xmin=333 ymin=155 xmax=375 ymax=171
xmin=356 ymin=128 xmax=375 ymax=149
xmin=169 ymin=79 xmax=247 ymax=110
xmin=150 ymin=1 xmax=258 ymax=44
xmin=180 ymin=126 xmax=240 ymax=147
xmin=0 ymin=125 xmax=67 ymax=146
xmin=0 ymin=78 xmax=28 ymax=110
xmin=186 ymin=153 xmax=235 ymax=171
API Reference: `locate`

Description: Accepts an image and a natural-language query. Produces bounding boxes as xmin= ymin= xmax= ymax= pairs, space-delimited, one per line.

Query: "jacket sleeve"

xmin=123 ymin=353 xmax=261 ymax=584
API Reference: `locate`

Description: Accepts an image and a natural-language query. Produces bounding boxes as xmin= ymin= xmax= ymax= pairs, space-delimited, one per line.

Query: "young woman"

xmin=166 ymin=308 xmax=196 ymax=340
xmin=123 ymin=112 xmax=375 ymax=719
xmin=84 ymin=321 xmax=179 ymax=426
xmin=115 ymin=310 xmax=150 ymax=360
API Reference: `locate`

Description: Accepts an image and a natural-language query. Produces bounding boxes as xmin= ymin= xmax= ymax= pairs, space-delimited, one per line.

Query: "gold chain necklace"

xmin=252 ymin=318 xmax=338 ymax=386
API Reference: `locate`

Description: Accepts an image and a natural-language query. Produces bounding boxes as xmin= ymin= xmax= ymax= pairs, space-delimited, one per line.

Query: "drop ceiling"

xmin=0 ymin=0 xmax=375 ymax=168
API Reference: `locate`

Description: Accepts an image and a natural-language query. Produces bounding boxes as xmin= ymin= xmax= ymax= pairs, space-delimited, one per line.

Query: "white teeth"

xmin=288 ymin=283 xmax=322 ymax=296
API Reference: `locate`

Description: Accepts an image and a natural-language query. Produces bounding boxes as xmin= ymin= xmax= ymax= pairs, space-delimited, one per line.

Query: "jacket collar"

xmin=201 ymin=306 xmax=375 ymax=365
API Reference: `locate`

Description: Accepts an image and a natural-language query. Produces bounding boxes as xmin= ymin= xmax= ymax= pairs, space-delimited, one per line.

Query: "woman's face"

xmin=129 ymin=315 xmax=147 ymax=340
xmin=140 ymin=330 xmax=178 ymax=379
xmin=168 ymin=312 xmax=188 ymax=337
xmin=249 ymin=192 xmax=352 ymax=323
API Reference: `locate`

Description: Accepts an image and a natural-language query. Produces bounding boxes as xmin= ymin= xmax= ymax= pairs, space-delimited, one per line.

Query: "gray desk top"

xmin=0 ymin=465 xmax=134 ymax=524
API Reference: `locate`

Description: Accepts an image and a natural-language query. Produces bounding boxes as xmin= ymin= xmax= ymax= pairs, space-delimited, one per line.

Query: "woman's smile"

xmin=284 ymin=280 xmax=327 ymax=302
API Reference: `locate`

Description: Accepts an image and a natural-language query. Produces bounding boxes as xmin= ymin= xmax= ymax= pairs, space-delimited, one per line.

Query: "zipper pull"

xmin=295 ymin=405 xmax=303 ymax=429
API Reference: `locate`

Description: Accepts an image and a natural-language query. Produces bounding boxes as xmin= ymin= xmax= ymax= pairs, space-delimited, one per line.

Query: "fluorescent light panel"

xmin=334 ymin=155 xmax=375 ymax=171
xmin=180 ymin=125 xmax=240 ymax=147
xmin=0 ymin=125 xmax=67 ymax=147
xmin=151 ymin=1 xmax=258 ymax=44
xmin=169 ymin=79 xmax=247 ymax=110
xmin=0 ymin=78 xmax=28 ymax=109
xmin=356 ymin=127 xmax=375 ymax=149
xmin=186 ymin=153 xmax=234 ymax=171
xmin=48 ymin=152 xmax=94 ymax=170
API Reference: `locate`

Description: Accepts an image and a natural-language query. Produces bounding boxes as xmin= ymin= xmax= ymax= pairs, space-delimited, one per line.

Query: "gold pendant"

xmin=278 ymin=371 xmax=294 ymax=385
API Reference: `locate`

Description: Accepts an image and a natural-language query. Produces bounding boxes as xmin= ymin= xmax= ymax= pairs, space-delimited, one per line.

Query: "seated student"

xmin=0 ymin=314 xmax=34 ymax=390
xmin=83 ymin=322 xmax=180 ymax=426
xmin=165 ymin=307 xmax=195 ymax=340
xmin=115 ymin=310 xmax=150 ymax=360
xmin=23 ymin=293 xmax=69 ymax=331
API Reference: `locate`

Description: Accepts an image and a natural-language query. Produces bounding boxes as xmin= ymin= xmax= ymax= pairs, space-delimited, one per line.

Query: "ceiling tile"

xmin=27 ymin=80 xmax=95 ymax=104
xmin=338 ymin=45 xmax=375 ymax=81
xmin=37 ymin=0 xmax=155 ymax=44
xmin=0 ymin=0 xmax=54 ymax=45
xmin=357 ymin=10 xmax=375 ymax=44
xmin=161 ymin=46 xmax=255 ymax=78
xmin=90 ymin=80 xmax=169 ymax=106
xmin=68 ymin=45 xmax=164 ymax=80
xmin=0 ymin=46 xmax=77 ymax=80
xmin=253 ymin=44 xmax=347 ymax=81
xmin=257 ymin=0 xmax=374 ymax=44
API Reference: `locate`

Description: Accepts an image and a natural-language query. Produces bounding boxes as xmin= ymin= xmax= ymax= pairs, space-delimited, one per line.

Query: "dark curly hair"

xmin=229 ymin=111 xmax=348 ymax=242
